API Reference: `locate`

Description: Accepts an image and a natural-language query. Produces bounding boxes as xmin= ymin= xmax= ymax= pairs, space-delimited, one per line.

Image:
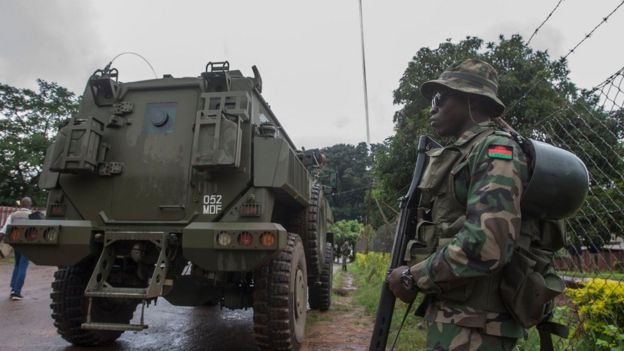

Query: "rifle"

xmin=369 ymin=135 xmax=440 ymax=351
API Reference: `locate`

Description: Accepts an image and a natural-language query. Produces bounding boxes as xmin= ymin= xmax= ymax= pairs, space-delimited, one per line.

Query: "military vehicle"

xmin=5 ymin=61 xmax=334 ymax=351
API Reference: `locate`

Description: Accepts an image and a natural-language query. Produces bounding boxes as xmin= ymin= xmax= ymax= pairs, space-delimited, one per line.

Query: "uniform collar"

xmin=453 ymin=121 xmax=496 ymax=147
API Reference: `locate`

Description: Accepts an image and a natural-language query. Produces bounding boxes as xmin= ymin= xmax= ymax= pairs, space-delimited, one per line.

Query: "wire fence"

xmin=533 ymin=67 xmax=624 ymax=350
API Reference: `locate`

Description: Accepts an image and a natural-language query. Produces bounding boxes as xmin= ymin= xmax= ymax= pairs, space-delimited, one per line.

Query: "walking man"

xmin=0 ymin=197 xmax=35 ymax=300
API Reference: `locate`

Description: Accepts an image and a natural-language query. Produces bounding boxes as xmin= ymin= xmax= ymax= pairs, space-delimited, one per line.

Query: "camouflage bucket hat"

xmin=421 ymin=59 xmax=505 ymax=116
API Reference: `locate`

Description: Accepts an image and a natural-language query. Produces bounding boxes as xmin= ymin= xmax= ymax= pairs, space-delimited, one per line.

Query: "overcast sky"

xmin=1 ymin=0 xmax=623 ymax=149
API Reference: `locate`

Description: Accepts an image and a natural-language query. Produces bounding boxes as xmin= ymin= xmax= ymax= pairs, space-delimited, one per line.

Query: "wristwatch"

xmin=400 ymin=268 xmax=416 ymax=291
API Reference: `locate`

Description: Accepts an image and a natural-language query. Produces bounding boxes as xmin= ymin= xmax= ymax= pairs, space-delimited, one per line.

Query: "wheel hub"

xmin=293 ymin=267 xmax=307 ymax=342
xmin=295 ymin=268 xmax=306 ymax=319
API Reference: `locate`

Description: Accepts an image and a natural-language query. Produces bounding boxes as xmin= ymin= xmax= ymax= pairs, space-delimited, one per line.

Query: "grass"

xmin=333 ymin=265 xmax=344 ymax=293
xmin=350 ymin=258 xmax=427 ymax=350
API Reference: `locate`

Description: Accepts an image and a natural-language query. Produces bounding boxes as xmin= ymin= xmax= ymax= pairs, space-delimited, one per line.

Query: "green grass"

xmin=333 ymin=266 xmax=344 ymax=293
xmin=351 ymin=259 xmax=427 ymax=351
xmin=307 ymin=310 xmax=332 ymax=324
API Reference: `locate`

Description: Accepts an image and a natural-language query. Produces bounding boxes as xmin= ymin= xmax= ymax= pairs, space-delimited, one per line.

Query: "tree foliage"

xmin=329 ymin=219 xmax=363 ymax=249
xmin=0 ymin=80 xmax=80 ymax=206
xmin=319 ymin=142 xmax=372 ymax=221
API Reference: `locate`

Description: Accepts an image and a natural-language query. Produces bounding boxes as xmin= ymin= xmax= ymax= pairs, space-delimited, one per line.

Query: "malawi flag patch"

xmin=487 ymin=145 xmax=513 ymax=160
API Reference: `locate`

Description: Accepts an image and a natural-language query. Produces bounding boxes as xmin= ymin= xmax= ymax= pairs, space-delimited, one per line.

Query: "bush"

xmin=352 ymin=252 xmax=427 ymax=350
xmin=566 ymin=278 xmax=624 ymax=350
xmin=354 ymin=252 xmax=389 ymax=283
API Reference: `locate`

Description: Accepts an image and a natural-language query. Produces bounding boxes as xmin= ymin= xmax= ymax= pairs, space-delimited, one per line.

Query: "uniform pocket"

xmin=438 ymin=280 xmax=476 ymax=303
xmin=419 ymin=148 xmax=461 ymax=193
xmin=450 ymin=159 xmax=469 ymax=205
xmin=499 ymin=248 xmax=565 ymax=328
xmin=406 ymin=221 xmax=438 ymax=265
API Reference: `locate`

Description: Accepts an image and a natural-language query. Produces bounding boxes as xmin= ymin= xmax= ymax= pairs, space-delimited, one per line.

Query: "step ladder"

xmin=81 ymin=231 xmax=169 ymax=332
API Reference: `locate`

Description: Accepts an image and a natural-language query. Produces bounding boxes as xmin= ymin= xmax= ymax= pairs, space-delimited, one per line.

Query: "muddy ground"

xmin=0 ymin=262 xmax=372 ymax=351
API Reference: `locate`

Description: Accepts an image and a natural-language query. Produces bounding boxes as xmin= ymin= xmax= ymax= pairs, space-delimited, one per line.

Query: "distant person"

xmin=0 ymin=196 xmax=40 ymax=300
xmin=341 ymin=242 xmax=350 ymax=272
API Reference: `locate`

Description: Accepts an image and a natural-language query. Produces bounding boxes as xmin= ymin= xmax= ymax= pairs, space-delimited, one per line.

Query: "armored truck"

xmin=5 ymin=61 xmax=334 ymax=351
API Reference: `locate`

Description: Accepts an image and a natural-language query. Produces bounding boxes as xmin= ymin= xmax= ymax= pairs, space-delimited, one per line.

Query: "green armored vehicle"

xmin=5 ymin=61 xmax=334 ymax=351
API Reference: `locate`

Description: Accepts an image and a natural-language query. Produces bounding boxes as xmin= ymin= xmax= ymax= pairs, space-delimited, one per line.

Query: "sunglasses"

xmin=431 ymin=91 xmax=457 ymax=109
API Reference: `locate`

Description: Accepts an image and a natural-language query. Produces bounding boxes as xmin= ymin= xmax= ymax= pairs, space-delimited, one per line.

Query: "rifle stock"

xmin=368 ymin=135 xmax=440 ymax=351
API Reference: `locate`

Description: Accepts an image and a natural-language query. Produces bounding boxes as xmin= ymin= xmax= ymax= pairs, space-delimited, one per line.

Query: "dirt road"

xmin=0 ymin=263 xmax=371 ymax=351
xmin=301 ymin=270 xmax=372 ymax=351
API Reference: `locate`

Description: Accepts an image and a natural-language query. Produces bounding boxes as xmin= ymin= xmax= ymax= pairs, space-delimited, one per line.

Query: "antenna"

xmin=109 ymin=52 xmax=158 ymax=79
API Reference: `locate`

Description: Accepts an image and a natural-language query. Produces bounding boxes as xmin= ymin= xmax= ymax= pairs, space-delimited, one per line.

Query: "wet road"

xmin=0 ymin=264 xmax=257 ymax=351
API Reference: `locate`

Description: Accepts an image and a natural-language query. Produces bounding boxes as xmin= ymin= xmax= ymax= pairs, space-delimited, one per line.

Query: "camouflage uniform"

xmin=411 ymin=60 xmax=528 ymax=350
xmin=341 ymin=242 xmax=350 ymax=271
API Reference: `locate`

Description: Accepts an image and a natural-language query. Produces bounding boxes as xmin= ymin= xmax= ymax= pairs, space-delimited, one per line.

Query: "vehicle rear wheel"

xmin=305 ymin=184 xmax=324 ymax=283
xmin=309 ymin=244 xmax=333 ymax=311
xmin=253 ymin=233 xmax=307 ymax=351
xmin=50 ymin=259 xmax=137 ymax=346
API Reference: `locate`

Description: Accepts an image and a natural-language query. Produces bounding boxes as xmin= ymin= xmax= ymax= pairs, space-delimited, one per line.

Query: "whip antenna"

xmin=109 ymin=51 xmax=158 ymax=79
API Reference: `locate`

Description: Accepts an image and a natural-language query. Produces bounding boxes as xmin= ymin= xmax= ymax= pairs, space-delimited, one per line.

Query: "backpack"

xmin=493 ymin=121 xmax=586 ymax=350
xmin=29 ymin=211 xmax=44 ymax=220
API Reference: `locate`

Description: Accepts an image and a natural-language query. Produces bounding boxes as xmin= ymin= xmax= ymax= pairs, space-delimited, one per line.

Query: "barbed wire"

xmin=561 ymin=0 xmax=624 ymax=61
xmin=527 ymin=0 xmax=566 ymax=45
xmin=504 ymin=1 xmax=624 ymax=118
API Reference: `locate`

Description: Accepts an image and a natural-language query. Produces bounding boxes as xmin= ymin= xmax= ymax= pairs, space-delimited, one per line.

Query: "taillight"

xmin=259 ymin=232 xmax=276 ymax=247
xmin=9 ymin=227 xmax=21 ymax=241
xmin=238 ymin=231 xmax=253 ymax=246
xmin=49 ymin=204 xmax=66 ymax=217
xmin=25 ymin=227 xmax=38 ymax=241
xmin=217 ymin=231 xmax=232 ymax=246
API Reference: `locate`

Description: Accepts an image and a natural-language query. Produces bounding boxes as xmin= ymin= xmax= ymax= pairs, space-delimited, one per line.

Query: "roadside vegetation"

xmin=351 ymin=252 xmax=624 ymax=351
xmin=351 ymin=252 xmax=426 ymax=350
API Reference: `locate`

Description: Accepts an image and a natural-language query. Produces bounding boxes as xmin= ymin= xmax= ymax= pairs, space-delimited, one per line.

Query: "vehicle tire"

xmin=253 ymin=233 xmax=307 ymax=351
xmin=305 ymin=184 xmax=325 ymax=284
xmin=309 ymin=244 xmax=333 ymax=311
xmin=50 ymin=259 xmax=137 ymax=346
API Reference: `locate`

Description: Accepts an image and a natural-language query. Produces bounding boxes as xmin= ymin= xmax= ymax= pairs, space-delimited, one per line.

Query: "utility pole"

xmin=358 ymin=0 xmax=371 ymax=147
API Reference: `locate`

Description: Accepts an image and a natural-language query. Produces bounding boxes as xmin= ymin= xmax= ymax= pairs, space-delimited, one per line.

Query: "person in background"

xmin=0 ymin=196 xmax=40 ymax=300
xmin=341 ymin=241 xmax=351 ymax=272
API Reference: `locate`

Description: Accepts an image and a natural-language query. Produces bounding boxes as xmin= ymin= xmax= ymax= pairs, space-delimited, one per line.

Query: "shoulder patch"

xmin=487 ymin=145 xmax=513 ymax=160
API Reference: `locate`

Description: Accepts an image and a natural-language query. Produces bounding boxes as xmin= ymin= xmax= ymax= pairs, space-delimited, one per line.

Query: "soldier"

xmin=341 ymin=241 xmax=351 ymax=272
xmin=386 ymin=59 xmax=528 ymax=350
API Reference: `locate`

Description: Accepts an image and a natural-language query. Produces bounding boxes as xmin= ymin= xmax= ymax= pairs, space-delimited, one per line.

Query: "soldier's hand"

xmin=386 ymin=265 xmax=417 ymax=303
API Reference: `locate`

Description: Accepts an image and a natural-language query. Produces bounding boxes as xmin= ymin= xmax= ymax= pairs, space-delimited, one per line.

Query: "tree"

xmin=319 ymin=142 xmax=372 ymax=221
xmin=329 ymin=219 xmax=363 ymax=250
xmin=0 ymin=80 xmax=80 ymax=206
